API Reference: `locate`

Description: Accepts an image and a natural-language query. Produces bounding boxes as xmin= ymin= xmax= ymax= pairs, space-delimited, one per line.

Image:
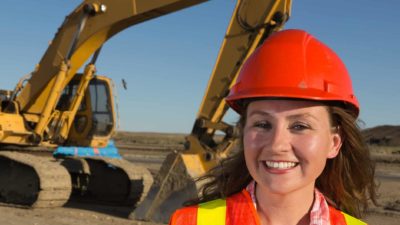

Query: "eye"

xmin=290 ymin=122 xmax=310 ymax=131
xmin=254 ymin=121 xmax=272 ymax=130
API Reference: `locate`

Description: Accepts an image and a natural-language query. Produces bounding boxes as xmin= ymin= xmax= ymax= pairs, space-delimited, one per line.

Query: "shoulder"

xmin=169 ymin=190 xmax=257 ymax=225
xmin=226 ymin=189 xmax=255 ymax=210
xmin=169 ymin=198 xmax=229 ymax=225
xmin=169 ymin=205 xmax=198 ymax=225
xmin=224 ymin=190 xmax=260 ymax=225
xmin=328 ymin=206 xmax=368 ymax=225
xmin=169 ymin=198 xmax=228 ymax=225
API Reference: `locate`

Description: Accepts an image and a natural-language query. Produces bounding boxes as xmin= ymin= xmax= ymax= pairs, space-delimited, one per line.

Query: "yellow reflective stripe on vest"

xmin=342 ymin=212 xmax=367 ymax=225
xmin=197 ymin=198 xmax=227 ymax=225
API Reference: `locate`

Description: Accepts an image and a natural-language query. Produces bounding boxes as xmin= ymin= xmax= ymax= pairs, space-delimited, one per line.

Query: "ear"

xmin=327 ymin=131 xmax=342 ymax=159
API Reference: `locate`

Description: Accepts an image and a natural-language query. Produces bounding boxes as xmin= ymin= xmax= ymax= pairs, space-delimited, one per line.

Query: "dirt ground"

xmin=0 ymin=133 xmax=399 ymax=225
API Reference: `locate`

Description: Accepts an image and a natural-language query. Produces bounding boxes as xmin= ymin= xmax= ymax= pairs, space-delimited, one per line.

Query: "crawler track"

xmin=64 ymin=157 xmax=153 ymax=206
xmin=0 ymin=145 xmax=155 ymax=209
xmin=0 ymin=151 xmax=72 ymax=207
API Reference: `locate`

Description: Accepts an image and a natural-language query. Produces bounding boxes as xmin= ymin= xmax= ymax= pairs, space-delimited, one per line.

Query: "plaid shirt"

xmin=246 ymin=180 xmax=330 ymax=225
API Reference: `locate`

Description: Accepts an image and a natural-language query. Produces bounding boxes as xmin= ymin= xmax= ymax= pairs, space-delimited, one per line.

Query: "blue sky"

xmin=1 ymin=0 xmax=399 ymax=133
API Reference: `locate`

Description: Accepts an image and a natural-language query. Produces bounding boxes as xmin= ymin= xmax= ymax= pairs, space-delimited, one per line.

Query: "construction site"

xmin=0 ymin=0 xmax=399 ymax=225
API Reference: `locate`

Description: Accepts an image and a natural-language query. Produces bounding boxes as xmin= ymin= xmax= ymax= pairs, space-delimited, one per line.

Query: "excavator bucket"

xmin=130 ymin=152 xmax=202 ymax=223
xmin=130 ymin=134 xmax=225 ymax=223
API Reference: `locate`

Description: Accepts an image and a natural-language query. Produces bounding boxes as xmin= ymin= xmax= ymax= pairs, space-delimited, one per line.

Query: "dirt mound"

xmin=362 ymin=125 xmax=400 ymax=146
xmin=114 ymin=131 xmax=186 ymax=146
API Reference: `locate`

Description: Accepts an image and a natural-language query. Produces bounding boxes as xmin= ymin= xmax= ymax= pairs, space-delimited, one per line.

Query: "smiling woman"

xmin=169 ymin=29 xmax=377 ymax=225
xmin=243 ymin=100 xmax=342 ymax=199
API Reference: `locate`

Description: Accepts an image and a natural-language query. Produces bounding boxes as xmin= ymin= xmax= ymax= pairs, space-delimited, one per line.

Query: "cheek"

xmin=243 ymin=131 xmax=255 ymax=159
xmin=293 ymin=134 xmax=321 ymax=152
xmin=292 ymin=134 xmax=331 ymax=165
xmin=243 ymin=127 xmax=268 ymax=147
xmin=243 ymin=130 xmax=263 ymax=167
xmin=243 ymin=139 xmax=258 ymax=180
xmin=292 ymin=134 xmax=330 ymax=149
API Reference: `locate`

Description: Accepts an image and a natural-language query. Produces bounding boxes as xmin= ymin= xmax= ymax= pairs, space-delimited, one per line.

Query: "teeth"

xmin=265 ymin=161 xmax=297 ymax=169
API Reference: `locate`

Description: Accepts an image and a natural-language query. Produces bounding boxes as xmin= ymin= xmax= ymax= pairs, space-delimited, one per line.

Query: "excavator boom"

xmin=16 ymin=0 xmax=206 ymax=118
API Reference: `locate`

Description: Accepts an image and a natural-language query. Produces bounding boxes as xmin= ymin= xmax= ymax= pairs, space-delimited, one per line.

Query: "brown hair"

xmin=193 ymin=103 xmax=377 ymax=218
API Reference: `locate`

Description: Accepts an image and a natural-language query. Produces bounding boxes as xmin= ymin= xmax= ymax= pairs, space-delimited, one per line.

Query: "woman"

xmin=170 ymin=29 xmax=377 ymax=225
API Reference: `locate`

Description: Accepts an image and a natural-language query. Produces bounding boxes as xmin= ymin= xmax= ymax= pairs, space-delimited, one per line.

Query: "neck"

xmin=255 ymin=183 xmax=315 ymax=225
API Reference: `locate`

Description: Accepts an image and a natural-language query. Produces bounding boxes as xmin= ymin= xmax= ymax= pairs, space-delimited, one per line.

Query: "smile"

xmin=264 ymin=161 xmax=298 ymax=169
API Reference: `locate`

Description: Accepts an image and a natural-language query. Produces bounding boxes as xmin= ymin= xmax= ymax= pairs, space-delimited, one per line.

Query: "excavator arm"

xmin=189 ymin=0 xmax=292 ymax=163
xmin=131 ymin=0 xmax=292 ymax=223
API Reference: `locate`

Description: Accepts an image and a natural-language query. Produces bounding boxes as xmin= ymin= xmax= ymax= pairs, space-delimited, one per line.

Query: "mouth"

xmin=264 ymin=161 xmax=299 ymax=170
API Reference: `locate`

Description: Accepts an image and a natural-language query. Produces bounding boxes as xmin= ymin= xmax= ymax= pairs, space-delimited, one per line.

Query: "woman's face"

xmin=243 ymin=100 xmax=342 ymax=195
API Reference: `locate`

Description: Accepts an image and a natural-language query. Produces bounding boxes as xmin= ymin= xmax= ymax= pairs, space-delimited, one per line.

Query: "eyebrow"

xmin=247 ymin=110 xmax=271 ymax=117
xmin=248 ymin=110 xmax=319 ymax=121
xmin=287 ymin=113 xmax=319 ymax=121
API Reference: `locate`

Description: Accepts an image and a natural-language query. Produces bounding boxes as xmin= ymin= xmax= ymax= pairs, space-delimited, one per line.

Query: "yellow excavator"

xmin=0 ymin=0 xmax=291 ymax=223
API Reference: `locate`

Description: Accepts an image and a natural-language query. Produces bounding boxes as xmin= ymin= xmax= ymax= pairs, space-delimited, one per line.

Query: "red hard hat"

xmin=226 ymin=29 xmax=359 ymax=116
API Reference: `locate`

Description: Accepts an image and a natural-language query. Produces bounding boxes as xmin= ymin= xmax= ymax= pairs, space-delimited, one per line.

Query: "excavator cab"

xmin=0 ymin=90 xmax=13 ymax=113
xmin=0 ymin=90 xmax=11 ymax=102
xmin=60 ymin=74 xmax=116 ymax=148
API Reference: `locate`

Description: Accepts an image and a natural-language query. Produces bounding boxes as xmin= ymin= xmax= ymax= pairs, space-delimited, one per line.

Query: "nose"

xmin=268 ymin=125 xmax=291 ymax=153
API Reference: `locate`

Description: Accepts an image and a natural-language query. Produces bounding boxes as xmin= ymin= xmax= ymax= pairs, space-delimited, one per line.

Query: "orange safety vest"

xmin=169 ymin=189 xmax=367 ymax=225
